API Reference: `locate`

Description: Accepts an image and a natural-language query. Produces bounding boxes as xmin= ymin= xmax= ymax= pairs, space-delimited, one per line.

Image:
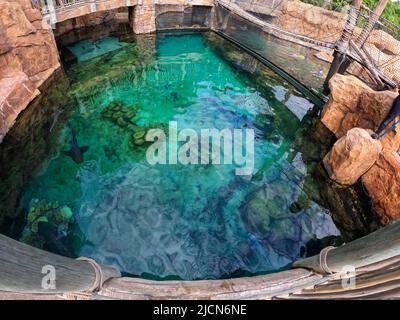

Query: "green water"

xmin=19 ymin=32 xmax=339 ymax=280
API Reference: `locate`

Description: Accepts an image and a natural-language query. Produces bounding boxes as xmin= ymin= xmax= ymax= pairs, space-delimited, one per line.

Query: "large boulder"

xmin=322 ymin=74 xmax=399 ymax=151
xmin=362 ymin=150 xmax=400 ymax=223
xmin=323 ymin=128 xmax=382 ymax=185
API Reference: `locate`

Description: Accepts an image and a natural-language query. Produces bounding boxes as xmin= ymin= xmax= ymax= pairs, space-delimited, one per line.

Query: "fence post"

xmin=338 ymin=0 xmax=390 ymax=76
xmin=323 ymin=0 xmax=362 ymax=95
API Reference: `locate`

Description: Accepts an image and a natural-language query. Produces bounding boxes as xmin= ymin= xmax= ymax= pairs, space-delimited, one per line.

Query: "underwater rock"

xmin=240 ymin=181 xmax=296 ymax=238
xmin=37 ymin=221 xmax=74 ymax=257
xmin=362 ymin=150 xmax=400 ymax=223
xmin=131 ymin=127 xmax=147 ymax=146
xmin=289 ymin=193 xmax=312 ymax=213
xmin=130 ymin=123 xmax=166 ymax=148
xmin=100 ymin=101 xmax=137 ymax=128
xmin=314 ymin=163 xmax=374 ymax=241
xmin=21 ymin=199 xmax=73 ymax=251
xmin=101 ymin=100 xmax=168 ymax=150
xmin=303 ymin=235 xmax=343 ymax=258
xmin=324 ymin=128 xmax=382 ymax=185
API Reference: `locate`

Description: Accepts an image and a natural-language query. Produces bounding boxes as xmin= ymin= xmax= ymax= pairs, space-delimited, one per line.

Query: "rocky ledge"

xmin=0 ymin=0 xmax=60 ymax=143
xmin=322 ymin=74 xmax=400 ymax=224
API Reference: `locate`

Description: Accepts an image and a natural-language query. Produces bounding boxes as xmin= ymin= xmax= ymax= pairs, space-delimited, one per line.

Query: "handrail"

xmin=0 ymin=234 xmax=120 ymax=294
xmin=294 ymin=220 xmax=400 ymax=274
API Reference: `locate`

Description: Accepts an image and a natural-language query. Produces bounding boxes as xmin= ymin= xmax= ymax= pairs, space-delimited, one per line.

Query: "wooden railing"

xmin=1 ymin=220 xmax=400 ymax=298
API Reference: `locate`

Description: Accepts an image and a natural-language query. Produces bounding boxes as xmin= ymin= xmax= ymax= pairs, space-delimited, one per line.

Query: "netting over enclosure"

xmin=216 ymin=0 xmax=400 ymax=88
xmin=349 ymin=4 xmax=400 ymax=85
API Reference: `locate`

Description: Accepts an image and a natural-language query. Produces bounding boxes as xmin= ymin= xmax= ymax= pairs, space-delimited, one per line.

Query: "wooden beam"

xmin=323 ymin=0 xmax=362 ymax=94
xmin=98 ymin=269 xmax=325 ymax=300
xmin=349 ymin=39 xmax=384 ymax=86
xmin=0 ymin=234 xmax=120 ymax=294
xmin=357 ymin=0 xmax=390 ymax=48
xmin=293 ymin=220 xmax=400 ymax=274
xmin=338 ymin=0 xmax=390 ymax=75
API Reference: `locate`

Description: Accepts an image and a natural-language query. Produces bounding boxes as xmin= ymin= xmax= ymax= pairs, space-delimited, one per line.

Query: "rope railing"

xmin=230 ymin=0 xmax=400 ymax=86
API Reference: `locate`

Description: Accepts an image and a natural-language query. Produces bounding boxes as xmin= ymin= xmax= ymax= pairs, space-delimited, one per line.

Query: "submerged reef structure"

xmin=100 ymin=100 xmax=166 ymax=148
xmin=20 ymin=199 xmax=74 ymax=258
xmin=100 ymin=101 xmax=138 ymax=128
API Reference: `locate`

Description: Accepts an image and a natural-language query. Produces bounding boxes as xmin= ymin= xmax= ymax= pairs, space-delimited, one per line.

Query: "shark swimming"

xmin=63 ymin=124 xmax=89 ymax=164
xmin=38 ymin=221 xmax=73 ymax=258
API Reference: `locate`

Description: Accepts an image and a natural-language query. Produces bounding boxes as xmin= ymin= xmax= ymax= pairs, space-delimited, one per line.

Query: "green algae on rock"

xmin=21 ymin=199 xmax=73 ymax=251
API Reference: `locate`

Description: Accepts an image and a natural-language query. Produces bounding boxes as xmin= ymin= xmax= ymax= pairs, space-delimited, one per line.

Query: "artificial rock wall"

xmin=129 ymin=0 xmax=156 ymax=34
xmin=322 ymin=74 xmax=400 ymax=224
xmin=0 ymin=0 xmax=60 ymax=143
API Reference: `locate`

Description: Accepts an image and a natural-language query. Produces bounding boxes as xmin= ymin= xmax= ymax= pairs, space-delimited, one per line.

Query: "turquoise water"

xmin=19 ymin=32 xmax=339 ymax=279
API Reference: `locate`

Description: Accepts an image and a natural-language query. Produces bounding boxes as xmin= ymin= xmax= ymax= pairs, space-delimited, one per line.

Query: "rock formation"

xmin=321 ymin=74 xmax=399 ymax=152
xmin=362 ymin=150 xmax=400 ymax=223
xmin=322 ymin=74 xmax=400 ymax=224
xmin=323 ymin=128 xmax=382 ymax=185
xmin=0 ymin=0 xmax=60 ymax=143
xmin=129 ymin=1 xmax=156 ymax=34
xmin=270 ymin=1 xmax=400 ymax=85
xmin=273 ymin=0 xmax=345 ymax=44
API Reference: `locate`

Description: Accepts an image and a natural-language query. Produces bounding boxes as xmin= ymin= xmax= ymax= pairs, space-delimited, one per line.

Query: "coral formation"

xmin=21 ymin=199 xmax=73 ymax=247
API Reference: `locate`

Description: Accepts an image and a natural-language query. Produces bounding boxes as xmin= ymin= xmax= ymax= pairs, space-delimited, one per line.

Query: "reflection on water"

xmin=0 ymin=30 xmax=348 ymax=280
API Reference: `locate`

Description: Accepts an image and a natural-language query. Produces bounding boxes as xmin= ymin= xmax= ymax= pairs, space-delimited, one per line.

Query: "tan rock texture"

xmin=362 ymin=150 xmax=400 ymax=223
xmin=274 ymin=0 xmax=345 ymax=43
xmin=269 ymin=1 xmax=400 ymax=85
xmin=322 ymin=74 xmax=400 ymax=152
xmin=130 ymin=2 xmax=156 ymax=34
xmin=323 ymin=128 xmax=382 ymax=185
xmin=0 ymin=0 xmax=60 ymax=142
xmin=322 ymin=74 xmax=400 ymax=224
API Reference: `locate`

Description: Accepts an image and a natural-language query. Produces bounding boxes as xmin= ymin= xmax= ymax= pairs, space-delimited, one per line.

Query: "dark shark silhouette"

xmin=63 ymin=124 xmax=88 ymax=164
xmin=38 ymin=221 xmax=74 ymax=258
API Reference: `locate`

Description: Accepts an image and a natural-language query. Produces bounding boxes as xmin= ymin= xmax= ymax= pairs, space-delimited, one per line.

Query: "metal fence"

xmin=352 ymin=4 xmax=400 ymax=85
